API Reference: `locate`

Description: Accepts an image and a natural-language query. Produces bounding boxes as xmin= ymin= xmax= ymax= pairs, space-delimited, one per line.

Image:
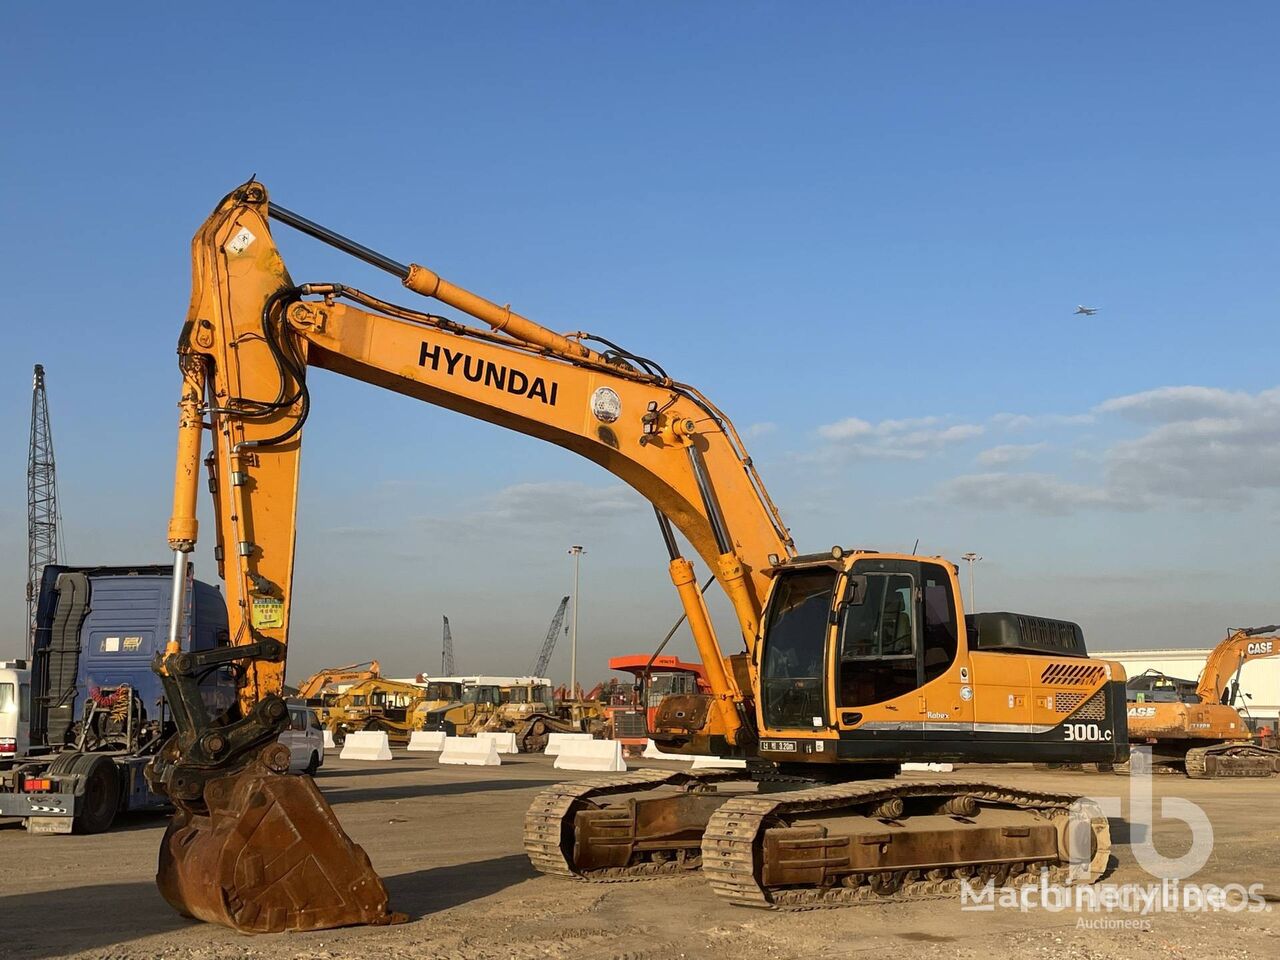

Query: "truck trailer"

xmin=0 ymin=564 xmax=233 ymax=833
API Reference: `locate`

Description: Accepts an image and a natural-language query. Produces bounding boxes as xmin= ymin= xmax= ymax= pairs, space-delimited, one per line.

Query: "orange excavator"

xmin=295 ymin=660 xmax=381 ymax=701
xmin=294 ymin=660 xmax=381 ymax=722
xmin=1125 ymin=625 xmax=1280 ymax=777
xmin=147 ymin=182 xmax=1123 ymax=934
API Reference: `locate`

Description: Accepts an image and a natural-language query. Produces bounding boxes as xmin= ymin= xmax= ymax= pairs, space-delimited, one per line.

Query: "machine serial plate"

xmin=760 ymin=739 xmax=798 ymax=752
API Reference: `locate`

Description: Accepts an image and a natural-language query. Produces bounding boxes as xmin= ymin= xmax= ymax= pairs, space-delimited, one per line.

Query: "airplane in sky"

xmin=1074 ymin=305 xmax=1098 ymax=316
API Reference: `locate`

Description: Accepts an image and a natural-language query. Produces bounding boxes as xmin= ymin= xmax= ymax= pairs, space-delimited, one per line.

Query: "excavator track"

xmin=702 ymin=779 xmax=1111 ymax=908
xmin=527 ymin=774 xmax=1111 ymax=909
xmin=1185 ymin=743 xmax=1280 ymax=779
xmin=524 ymin=769 xmax=737 ymax=881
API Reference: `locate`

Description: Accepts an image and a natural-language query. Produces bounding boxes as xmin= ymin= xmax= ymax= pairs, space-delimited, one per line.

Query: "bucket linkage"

xmin=147 ymin=639 xmax=403 ymax=933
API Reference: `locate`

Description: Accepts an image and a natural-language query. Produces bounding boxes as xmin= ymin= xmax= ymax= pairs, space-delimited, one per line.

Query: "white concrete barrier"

xmin=545 ymin=732 xmax=594 ymax=756
xmin=475 ymin=731 xmax=519 ymax=755
xmin=339 ymin=730 xmax=392 ymax=761
xmin=555 ymin=738 xmax=627 ymax=772
xmin=642 ymin=739 xmax=691 ymax=761
xmin=902 ymin=762 xmax=954 ymax=773
xmin=689 ymin=755 xmax=748 ymax=770
xmin=438 ymin=736 xmax=501 ymax=766
xmin=407 ymin=730 xmax=447 ymax=752
xmin=322 ymin=729 xmax=335 ymax=750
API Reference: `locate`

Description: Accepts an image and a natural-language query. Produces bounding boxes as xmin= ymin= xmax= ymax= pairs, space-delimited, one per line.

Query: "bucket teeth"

xmin=156 ymin=759 xmax=404 ymax=933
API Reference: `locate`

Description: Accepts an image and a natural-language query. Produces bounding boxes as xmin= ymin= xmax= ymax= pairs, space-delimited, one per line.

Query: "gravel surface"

xmin=1 ymin=754 xmax=1275 ymax=959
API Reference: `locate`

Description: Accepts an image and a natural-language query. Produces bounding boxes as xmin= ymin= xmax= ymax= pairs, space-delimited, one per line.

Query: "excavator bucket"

xmin=156 ymin=758 xmax=403 ymax=933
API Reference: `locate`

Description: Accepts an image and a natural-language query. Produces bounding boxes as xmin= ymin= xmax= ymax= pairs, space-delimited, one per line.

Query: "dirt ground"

xmin=1 ymin=753 xmax=1276 ymax=960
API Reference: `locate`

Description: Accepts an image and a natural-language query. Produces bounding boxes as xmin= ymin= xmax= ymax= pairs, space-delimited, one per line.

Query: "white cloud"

xmin=744 ymin=421 xmax=777 ymax=439
xmin=990 ymin=411 xmax=1094 ymax=431
xmin=817 ymin=417 xmax=874 ymax=441
xmin=937 ymin=472 xmax=1116 ymax=515
xmin=319 ymin=481 xmax=646 ymax=542
xmin=1095 ymin=385 xmax=1272 ymax=424
xmin=814 ymin=415 xmax=984 ymax=460
xmin=484 ymin=481 xmax=645 ymax=521
xmin=990 ymin=412 xmax=1034 ymax=430
xmin=942 ymin=384 xmax=1280 ymax=514
xmin=976 ymin=442 xmax=1047 ymax=466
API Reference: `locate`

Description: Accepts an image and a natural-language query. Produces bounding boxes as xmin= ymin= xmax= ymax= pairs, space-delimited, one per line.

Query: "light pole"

xmin=961 ymin=552 xmax=982 ymax=612
xmin=568 ymin=545 xmax=585 ymax=696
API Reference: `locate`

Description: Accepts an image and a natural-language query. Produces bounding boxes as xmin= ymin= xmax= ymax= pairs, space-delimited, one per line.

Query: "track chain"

xmin=523 ymin=769 xmax=737 ymax=881
xmin=1185 ymin=743 xmax=1280 ymax=779
xmin=701 ymin=779 xmax=1111 ymax=909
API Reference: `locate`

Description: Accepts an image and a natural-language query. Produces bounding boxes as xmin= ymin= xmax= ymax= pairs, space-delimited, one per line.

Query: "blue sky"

xmin=2 ymin=2 xmax=1278 ymax=682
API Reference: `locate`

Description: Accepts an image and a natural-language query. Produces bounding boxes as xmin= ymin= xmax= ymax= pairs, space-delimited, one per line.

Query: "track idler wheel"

xmin=156 ymin=747 xmax=404 ymax=933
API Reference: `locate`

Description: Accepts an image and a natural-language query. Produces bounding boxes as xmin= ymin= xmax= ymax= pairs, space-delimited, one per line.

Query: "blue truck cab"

xmin=0 ymin=564 xmax=234 ymax=833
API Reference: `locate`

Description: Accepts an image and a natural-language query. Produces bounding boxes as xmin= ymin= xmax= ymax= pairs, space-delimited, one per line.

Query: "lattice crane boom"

xmin=441 ymin=615 xmax=456 ymax=675
xmin=27 ymin=363 xmax=59 ymax=653
xmin=531 ymin=596 xmax=570 ymax=678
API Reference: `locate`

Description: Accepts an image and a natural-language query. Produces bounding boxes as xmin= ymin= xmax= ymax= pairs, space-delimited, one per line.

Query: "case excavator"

xmin=1125 ymin=625 xmax=1280 ymax=777
xmin=148 ymin=182 xmax=1124 ymax=933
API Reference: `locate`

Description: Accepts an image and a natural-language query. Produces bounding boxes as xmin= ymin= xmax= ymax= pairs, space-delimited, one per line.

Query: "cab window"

xmin=760 ymin=568 xmax=837 ymax=729
xmin=289 ymin=709 xmax=306 ymax=731
xmin=836 ymin=560 xmax=958 ymax=708
xmin=921 ymin=567 xmax=958 ymax=682
xmin=838 ymin=569 xmax=918 ymax=707
xmin=647 ymin=672 xmax=698 ymax=707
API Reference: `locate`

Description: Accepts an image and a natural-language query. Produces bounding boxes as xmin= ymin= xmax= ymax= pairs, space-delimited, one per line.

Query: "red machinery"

xmin=605 ymin=655 xmax=709 ymax=749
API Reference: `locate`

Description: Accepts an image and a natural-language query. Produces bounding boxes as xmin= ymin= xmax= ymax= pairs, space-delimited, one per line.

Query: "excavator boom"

xmin=1195 ymin=624 xmax=1280 ymax=705
xmin=1125 ymin=624 xmax=1280 ymax=777
xmin=296 ymin=660 xmax=381 ymax=701
xmin=150 ymin=182 xmax=1117 ymax=933
xmin=148 ymin=182 xmax=793 ymax=932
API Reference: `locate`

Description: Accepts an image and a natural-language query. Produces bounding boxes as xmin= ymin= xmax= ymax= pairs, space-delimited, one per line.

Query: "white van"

xmin=0 ymin=660 xmax=31 ymax=768
xmin=279 ymin=702 xmax=325 ymax=775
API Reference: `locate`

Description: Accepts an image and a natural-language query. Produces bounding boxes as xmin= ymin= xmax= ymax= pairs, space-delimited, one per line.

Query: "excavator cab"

xmin=658 ymin=550 xmax=1125 ymax=771
xmin=759 ymin=557 xmax=957 ymax=733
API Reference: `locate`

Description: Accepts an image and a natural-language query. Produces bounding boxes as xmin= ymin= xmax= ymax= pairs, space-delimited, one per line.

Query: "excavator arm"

xmin=295 ymin=661 xmax=381 ymax=701
xmin=147 ymin=181 xmax=793 ymax=932
xmin=1196 ymin=625 xmax=1280 ymax=706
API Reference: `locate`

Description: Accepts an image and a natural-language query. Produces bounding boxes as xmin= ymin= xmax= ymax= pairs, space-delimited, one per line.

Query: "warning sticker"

xmin=103 ymin=636 xmax=121 ymax=652
xmin=251 ymin=597 xmax=284 ymax=629
xmin=226 ymin=225 xmax=256 ymax=256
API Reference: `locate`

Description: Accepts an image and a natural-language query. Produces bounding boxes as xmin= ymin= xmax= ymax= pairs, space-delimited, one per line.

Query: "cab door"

xmin=832 ymin=562 xmax=925 ymax=744
xmin=758 ymin=567 xmax=839 ymax=734
xmin=830 ymin=559 xmax=967 ymax=752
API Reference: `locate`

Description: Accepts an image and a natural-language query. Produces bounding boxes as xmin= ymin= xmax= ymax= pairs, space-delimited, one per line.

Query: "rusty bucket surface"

xmin=157 ymin=759 xmax=404 ymax=933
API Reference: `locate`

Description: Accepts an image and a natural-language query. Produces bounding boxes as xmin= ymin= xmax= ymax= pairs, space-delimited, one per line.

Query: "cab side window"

xmin=838 ymin=572 xmax=918 ymax=707
xmin=289 ymin=709 xmax=306 ymax=731
xmin=921 ymin=564 xmax=959 ymax=682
